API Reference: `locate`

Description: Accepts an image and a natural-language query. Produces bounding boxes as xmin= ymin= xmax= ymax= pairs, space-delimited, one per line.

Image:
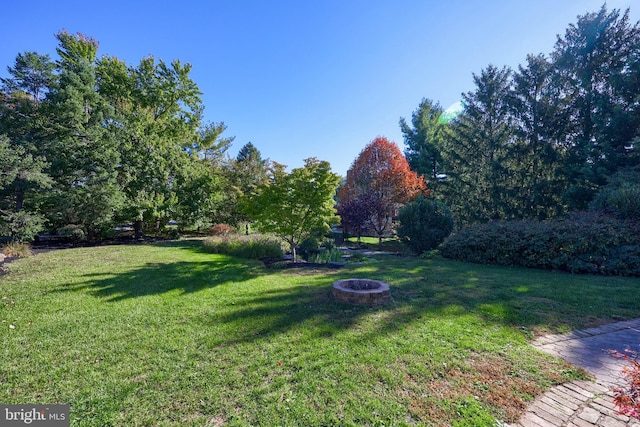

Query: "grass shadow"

xmin=52 ymin=241 xmax=266 ymax=302
xmin=198 ymin=254 xmax=640 ymax=347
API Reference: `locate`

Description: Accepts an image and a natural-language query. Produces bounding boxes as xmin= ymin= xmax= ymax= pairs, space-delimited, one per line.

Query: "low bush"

xmin=299 ymin=236 xmax=320 ymax=260
xmin=57 ymin=224 xmax=86 ymax=241
xmin=166 ymin=228 xmax=180 ymax=240
xmin=439 ymin=212 xmax=640 ymax=276
xmin=1 ymin=241 xmax=34 ymax=258
xmin=591 ymin=182 xmax=640 ymax=220
xmin=299 ymin=237 xmax=338 ymax=261
xmin=203 ymin=234 xmax=283 ymax=259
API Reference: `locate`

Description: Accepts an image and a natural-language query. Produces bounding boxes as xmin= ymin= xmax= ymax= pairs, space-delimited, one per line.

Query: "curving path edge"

xmin=510 ymin=319 xmax=640 ymax=427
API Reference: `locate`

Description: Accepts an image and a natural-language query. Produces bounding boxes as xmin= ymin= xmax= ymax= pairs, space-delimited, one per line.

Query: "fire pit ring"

xmin=331 ymin=278 xmax=390 ymax=305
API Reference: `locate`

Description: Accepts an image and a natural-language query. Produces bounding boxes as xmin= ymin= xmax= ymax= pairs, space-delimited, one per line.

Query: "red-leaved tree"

xmin=338 ymin=137 xmax=428 ymax=246
xmin=336 ymin=192 xmax=378 ymax=244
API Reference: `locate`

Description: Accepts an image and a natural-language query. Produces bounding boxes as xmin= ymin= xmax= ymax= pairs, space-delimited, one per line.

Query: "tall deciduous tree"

xmin=243 ymin=158 xmax=341 ymax=262
xmin=339 ymin=137 xmax=427 ymax=245
xmin=96 ymin=54 xmax=207 ymax=235
xmin=1 ymin=30 xmax=232 ymax=239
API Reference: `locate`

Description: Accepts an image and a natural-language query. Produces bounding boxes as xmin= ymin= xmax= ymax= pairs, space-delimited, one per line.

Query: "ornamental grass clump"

xmin=1 ymin=241 xmax=34 ymax=258
xmin=308 ymin=248 xmax=344 ymax=263
xmin=203 ymin=234 xmax=283 ymax=259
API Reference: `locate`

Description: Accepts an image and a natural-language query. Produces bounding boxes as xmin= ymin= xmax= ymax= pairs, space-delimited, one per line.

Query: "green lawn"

xmin=1 ymin=240 xmax=639 ymax=426
xmin=344 ymin=236 xmax=408 ymax=253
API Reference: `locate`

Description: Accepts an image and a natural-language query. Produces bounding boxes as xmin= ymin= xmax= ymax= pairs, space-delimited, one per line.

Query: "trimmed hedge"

xmin=439 ymin=212 xmax=640 ymax=276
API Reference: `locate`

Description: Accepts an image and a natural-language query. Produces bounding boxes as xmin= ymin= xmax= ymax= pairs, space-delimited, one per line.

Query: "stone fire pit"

xmin=331 ymin=278 xmax=390 ymax=305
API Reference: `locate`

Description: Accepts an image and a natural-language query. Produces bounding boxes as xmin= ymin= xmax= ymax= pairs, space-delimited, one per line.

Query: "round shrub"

xmin=299 ymin=236 xmax=320 ymax=253
xmin=57 ymin=224 xmax=86 ymax=241
xmin=299 ymin=236 xmax=321 ymax=260
xmin=397 ymin=197 xmax=454 ymax=254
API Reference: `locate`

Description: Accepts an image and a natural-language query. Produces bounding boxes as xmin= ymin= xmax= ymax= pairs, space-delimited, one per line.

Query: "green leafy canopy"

xmin=243 ymin=158 xmax=341 ymax=262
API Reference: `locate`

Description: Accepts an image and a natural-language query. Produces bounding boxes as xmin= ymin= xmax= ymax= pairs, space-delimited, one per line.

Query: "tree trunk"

xmin=14 ymin=189 xmax=25 ymax=213
xmin=134 ymin=220 xmax=143 ymax=239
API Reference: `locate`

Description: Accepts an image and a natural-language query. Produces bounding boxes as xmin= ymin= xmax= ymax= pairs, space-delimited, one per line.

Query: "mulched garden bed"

xmin=259 ymin=257 xmax=345 ymax=269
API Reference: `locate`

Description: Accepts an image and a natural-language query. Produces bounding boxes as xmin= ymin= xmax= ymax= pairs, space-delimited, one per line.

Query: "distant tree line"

xmin=0 ymin=31 xmax=274 ymax=241
xmin=4 ymin=5 xmax=639 ymax=248
xmin=402 ymin=6 xmax=640 ymax=226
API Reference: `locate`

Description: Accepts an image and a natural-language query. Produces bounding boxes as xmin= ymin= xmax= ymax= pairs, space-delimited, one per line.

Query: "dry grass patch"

xmin=400 ymin=351 xmax=583 ymax=425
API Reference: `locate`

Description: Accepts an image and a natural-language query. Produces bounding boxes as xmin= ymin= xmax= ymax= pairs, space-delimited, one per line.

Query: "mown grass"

xmin=344 ymin=236 xmax=407 ymax=253
xmin=1 ymin=239 xmax=639 ymax=426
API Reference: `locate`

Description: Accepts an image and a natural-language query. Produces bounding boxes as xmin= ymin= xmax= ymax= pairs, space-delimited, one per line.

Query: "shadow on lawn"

xmin=53 ymin=240 xmax=267 ymax=302
xmin=194 ymin=258 xmax=548 ymax=346
xmin=197 ymin=255 xmax=640 ymax=347
xmin=53 ymin=240 xmax=640 ymax=343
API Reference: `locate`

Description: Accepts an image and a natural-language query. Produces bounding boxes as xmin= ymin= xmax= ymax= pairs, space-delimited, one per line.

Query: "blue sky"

xmin=2 ymin=0 xmax=638 ymax=176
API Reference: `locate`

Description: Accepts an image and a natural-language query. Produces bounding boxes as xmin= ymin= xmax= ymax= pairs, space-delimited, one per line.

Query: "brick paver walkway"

xmin=511 ymin=319 xmax=640 ymax=427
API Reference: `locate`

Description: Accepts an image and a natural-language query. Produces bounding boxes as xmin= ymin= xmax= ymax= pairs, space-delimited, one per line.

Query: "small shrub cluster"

xmin=439 ymin=212 xmax=640 ymax=276
xmin=611 ymin=350 xmax=640 ymax=419
xmin=1 ymin=241 xmax=34 ymax=258
xmin=397 ymin=197 xmax=454 ymax=254
xmin=203 ymin=234 xmax=283 ymax=259
xmin=299 ymin=236 xmax=321 ymax=259
xmin=299 ymin=236 xmax=337 ymax=261
xmin=57 ymin=224 xmax=86 ymax=241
